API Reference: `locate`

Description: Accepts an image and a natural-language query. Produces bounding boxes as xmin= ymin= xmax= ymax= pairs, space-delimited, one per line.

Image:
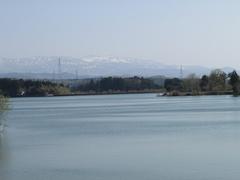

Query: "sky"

xmin=1 ymin=0 xmax=240 ymax=68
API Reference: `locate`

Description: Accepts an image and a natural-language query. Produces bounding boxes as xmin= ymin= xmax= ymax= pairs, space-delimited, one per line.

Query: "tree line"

xmin=0 ymin=77 xmax=159 ymax=97
xmin=164 ymin=69 xmax=240 ymax=96
xmin=0 ymin=79 xmax=70 ymax=97
xmin=75 ymin=76 xmax=160 ymax=92
xmin=1 ymin=70 xmax=240 ymax=97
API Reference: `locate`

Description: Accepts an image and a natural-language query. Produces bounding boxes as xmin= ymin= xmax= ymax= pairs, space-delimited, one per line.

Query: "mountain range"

xmin=0 ymin=56 xmax=235 ymax=79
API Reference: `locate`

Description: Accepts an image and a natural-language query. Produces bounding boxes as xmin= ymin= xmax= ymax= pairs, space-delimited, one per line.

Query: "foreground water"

xmin=3 ymin=94 xmax=240 ymax=180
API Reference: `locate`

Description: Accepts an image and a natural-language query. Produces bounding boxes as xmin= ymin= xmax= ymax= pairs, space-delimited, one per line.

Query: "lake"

xmin=3 ymin=94 xmax=240 ymax=180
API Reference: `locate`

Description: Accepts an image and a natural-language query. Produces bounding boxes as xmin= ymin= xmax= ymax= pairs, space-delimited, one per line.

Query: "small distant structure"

xmin=20 ymin=90 xmax=25 ymax=96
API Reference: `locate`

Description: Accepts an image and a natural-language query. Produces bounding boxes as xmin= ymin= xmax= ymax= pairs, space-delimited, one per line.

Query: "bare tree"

xmin=183 ymin=73 xmax=200 ymax=95
xmin=209 ymin=69 xmax=227 ymax=91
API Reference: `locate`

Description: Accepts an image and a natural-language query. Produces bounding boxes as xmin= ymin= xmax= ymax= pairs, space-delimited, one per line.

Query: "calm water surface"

xmin=3 ymin=94 xmax=240 ymax=180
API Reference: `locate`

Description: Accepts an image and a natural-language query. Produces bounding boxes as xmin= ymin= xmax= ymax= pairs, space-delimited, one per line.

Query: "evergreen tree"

xmin=228 ymin=70 xmax=239 ymax=96
xmin=200 ymin=75 xmax=209 ymax=91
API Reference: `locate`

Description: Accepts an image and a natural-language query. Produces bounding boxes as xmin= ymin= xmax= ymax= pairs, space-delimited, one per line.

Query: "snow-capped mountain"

xmin=0 ymin=56 xmax=231 ymax=79
xmin=0 ymin=56 xmax=168 ymax=75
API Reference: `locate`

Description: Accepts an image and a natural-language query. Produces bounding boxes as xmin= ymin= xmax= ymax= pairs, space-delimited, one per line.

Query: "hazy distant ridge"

xmin=0 ymin=56 xmax=234 ymax=79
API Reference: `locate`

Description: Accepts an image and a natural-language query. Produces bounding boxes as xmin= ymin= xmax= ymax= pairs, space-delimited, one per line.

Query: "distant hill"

xmin=0 ymin=56 xmax=235 ymax=79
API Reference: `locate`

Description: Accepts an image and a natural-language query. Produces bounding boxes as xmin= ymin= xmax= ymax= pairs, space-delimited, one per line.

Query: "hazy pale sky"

xmin=1 ymin=0 xmax=240 ymax=67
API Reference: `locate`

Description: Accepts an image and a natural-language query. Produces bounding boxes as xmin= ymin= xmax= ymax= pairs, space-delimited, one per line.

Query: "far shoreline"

xmin=10 ymin=90 xmax=235 ymax=98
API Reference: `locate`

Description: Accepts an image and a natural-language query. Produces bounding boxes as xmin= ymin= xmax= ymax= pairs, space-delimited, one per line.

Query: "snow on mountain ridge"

xmin=0 ymin=56 xmax=225 ymax=78
xmin=81 ymin=56 xmax=130 ymax=63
